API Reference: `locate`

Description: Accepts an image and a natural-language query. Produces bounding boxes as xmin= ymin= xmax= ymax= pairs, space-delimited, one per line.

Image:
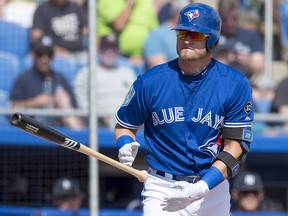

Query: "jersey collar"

xmin=179 ymin=59 xmax=215 ymax=81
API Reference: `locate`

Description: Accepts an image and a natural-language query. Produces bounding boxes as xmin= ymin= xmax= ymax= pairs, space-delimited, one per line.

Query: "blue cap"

xmin=172 ymin=3 xmax=221 ymax=52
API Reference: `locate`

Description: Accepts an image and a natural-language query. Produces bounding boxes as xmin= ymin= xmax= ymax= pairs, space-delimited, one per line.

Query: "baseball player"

xmin=114 ymin=3 xmax=254 ymax=216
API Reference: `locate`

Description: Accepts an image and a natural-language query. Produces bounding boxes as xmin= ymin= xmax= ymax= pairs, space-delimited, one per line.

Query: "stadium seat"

xmin=51 ymin=55 xmax=78 ymax=84
xmin=0 ymin=52 xmax=21 ymax=92
xmin=0 ymin=89 xmax=9 ymax=106
xmin=0 ymin=20 xmax=30 ymax=59
xmin=0 ymin=89 xmax=10 ymax=125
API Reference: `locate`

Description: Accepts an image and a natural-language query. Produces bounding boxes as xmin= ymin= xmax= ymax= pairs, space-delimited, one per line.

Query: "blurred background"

xmin=0 ymin=0 xmax=288 ymax=215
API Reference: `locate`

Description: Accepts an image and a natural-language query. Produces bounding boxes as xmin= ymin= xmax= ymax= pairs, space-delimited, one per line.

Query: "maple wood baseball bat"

xmin=9 ymin=112 xmax=148 ymax=182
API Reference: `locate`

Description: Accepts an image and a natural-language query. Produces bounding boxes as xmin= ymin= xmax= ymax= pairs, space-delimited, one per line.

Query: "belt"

xmin=148 ymin=168 xmax=201 ymax=183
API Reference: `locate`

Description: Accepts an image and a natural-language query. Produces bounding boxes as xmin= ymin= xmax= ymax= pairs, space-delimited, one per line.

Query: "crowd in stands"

xmin=0 ymin=0 xmax=288 ymax=133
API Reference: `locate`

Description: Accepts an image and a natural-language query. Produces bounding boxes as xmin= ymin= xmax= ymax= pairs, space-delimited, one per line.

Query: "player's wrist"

xmin=116 ymin=135 xmax=134 ymax=149
xmin=201 ymin=166 xmax=224 ymax=190
xmin=194 ymin=180 xmax=209 ymax=195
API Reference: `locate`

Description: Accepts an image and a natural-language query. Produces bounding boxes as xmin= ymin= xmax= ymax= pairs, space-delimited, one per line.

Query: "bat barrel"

xmin=10 ymin=112 xmax=80 ymax=150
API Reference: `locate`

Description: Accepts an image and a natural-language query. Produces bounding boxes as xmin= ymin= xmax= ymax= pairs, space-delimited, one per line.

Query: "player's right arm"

xmin=115 ymin=123 xmax=140 ymax=166
xmin=114 ymin=75 xmax=148 ymax=166
xmin=114 ymin=123 xmax=138 ymax=142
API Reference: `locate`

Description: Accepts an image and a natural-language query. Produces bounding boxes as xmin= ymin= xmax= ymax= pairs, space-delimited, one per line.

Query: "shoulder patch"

xmin=122 ymin=85 xmax=135 ymax=106
xmin=244 ymin=101 xmax=252 ymax=114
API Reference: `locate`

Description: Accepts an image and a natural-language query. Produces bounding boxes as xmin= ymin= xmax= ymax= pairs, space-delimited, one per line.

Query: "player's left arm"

xmin=201 ymin=76 xmax=254 ymax=190
xmin=211 ymin=138 xmax=244 ymax=179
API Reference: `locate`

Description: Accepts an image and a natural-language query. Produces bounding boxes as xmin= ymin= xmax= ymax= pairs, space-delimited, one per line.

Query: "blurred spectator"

xmin=268 ymin=76 xmax=288 ymax=134
xmin=1 ymin=0 xmax=37 ymax=28
xmin=231 ymin=171 xmax=285 ymax=212
xmin=9 ymin=35 xmax=85 ymax=130
xmin=252 ymin=77 xmax=275 ymax=114
xmin=74 ymin=34 xmax=136 ymax=129
xmin=251 ymin=77 xmax=276 ymax=134
xmin=70 ymin=0 xmax=87 ymax=17
xmin=238 ymin=0 xmax=264 ymax=31
xmin=31 ymin=0 xmax=88 ymax=66
xmin=216 ymin=0 xmax=264 ymax=82
xmin=0 ymin=0 xmax=8 ymax=18
xmin=143 ymin=0 xmax=190 ymax=69
xmin=52 ymin=177 xmax=84 ymax=211
xmin=275 ymin=0 xmax=288 ymax=61
xmin=70 ymin=0 xmax=86 ymax=5
xmin=212 ymin=44 xmax=231 ymax=65
xmin=157 ymin=0 xmax=172 ymax=24
xmin=97 ymin=0 xmax=159 ymax=75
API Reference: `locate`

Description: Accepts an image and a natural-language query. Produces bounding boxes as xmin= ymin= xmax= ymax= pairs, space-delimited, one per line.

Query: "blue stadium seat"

xmin=51 ymin=55 xmax=78 ymax=84
xmin=0 ymin=52 xmax=21 ymax=92
xmin=0 ymin=89 xmax=8 ymax=106
xmin=0 ymin=206 xmax=37 ymax=216
xmin=0 ymin=20 xmax=30 ymax=59
xmin=0 ymin=89 xmax=10 ymax=125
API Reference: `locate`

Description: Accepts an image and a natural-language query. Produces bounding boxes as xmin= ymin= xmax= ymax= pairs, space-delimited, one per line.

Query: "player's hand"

xmin=161 ymin=180 xmax=209 ymax=212
xmin=118 ymin=142 xmax=140 ymax=166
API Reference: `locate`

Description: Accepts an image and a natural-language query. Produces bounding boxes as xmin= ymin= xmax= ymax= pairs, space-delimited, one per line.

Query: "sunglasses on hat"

xmin=176 ymin=30 xmax=210 ymax=41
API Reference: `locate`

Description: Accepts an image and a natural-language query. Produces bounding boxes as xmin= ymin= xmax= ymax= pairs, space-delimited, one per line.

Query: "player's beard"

xmin=177 ymin=47 xmax=209 ymax=61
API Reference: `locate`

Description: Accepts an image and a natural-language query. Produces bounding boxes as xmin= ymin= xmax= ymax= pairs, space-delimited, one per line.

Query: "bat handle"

xmin=78 ymin=145 xmax=148 ymax=182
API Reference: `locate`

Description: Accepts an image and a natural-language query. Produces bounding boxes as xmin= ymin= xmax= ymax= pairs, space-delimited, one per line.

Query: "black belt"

xmin=148 ymin=168 xmax=201 ymax=183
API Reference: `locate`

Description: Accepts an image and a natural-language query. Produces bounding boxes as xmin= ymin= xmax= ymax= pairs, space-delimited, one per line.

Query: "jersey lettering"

xmin=192 ymin=108 xmax=224 ymax=129
xmin=152 ymin=107 xmax=185 ymax=126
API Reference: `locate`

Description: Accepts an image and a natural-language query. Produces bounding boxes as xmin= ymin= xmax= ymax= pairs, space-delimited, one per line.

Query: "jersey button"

xmin=188 ymin=135 xmax=192 ymax=139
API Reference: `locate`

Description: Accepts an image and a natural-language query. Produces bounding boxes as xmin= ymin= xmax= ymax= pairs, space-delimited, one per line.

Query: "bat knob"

xmin=10 ymin=112 xmax=22 ymax=126
xmin=137 ymin=170 xmax=148 ymax=182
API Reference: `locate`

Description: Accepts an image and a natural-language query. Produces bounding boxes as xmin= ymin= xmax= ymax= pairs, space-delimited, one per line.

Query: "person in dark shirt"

xmin=31 ymin=0 xmax=88 ymax=64
xmin=9 ymin=35 xmax=84 ymax=130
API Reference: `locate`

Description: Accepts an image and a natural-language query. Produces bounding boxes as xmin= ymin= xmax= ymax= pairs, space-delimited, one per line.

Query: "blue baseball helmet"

xmin=172 ymin=3 xmax=221 ymax=52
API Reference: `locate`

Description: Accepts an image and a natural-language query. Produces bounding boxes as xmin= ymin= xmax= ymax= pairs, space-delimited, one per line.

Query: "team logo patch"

xmin=244 ymin=101 xmax=252 ymax=114
xmin=184 ymin=10 xmax=199 ymax=22
xmin=199 ymin=133 xmax=223 ymax=157
xmin=122 ymin=85 xmax=135 ymax=106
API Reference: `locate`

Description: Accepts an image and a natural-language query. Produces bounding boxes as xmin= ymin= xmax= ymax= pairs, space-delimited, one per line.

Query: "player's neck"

xmin=179 ymin=56 xmax=211 ymax=76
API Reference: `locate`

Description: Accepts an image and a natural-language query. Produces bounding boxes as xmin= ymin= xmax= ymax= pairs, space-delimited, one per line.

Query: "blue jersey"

xmin=115 ymin=58 xmax=254 ymax=177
